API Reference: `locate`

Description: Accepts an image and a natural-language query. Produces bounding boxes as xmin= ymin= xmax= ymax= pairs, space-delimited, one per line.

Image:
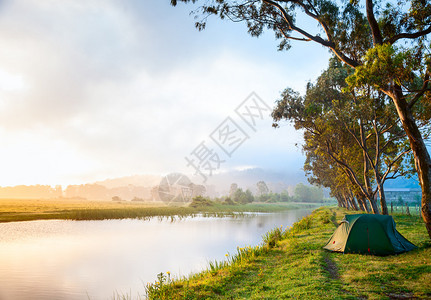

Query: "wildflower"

xmin=167 ymin=271 xmax=170 ymax=275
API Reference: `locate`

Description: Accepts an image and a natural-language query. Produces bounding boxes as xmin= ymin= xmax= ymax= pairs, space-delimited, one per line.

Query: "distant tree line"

xmin=0 ymin=185 xmax=62 ymax=199
xmin=0 ymin=184 xmax=152 ymax=201
xmin=221 ymin=181 xmax=326 ymax=204
xmin=65 ymin=184 xmax=152 ymax=201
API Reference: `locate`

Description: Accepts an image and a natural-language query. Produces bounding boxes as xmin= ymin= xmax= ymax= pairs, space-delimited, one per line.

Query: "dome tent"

xmin=323 ymin=214 xmax=417 ymax=256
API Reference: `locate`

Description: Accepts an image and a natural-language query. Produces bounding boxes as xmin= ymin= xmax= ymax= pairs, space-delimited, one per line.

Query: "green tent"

xmin=323 ymin=214 xmax=417 ymax=255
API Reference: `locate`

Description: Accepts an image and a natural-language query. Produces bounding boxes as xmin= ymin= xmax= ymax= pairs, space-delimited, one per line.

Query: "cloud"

xmin=0 ymin=0 xmax=328 ymax=185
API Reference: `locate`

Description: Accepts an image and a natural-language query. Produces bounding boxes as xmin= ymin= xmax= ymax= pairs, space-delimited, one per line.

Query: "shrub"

xmin=262 ymin=226 xmax=286 ymax=248
xmin=222 ymin=197 xmax=235 ymax=205
xmin=292 ymin=215 xmax=313 ymax=233
xmin=189 ymin=196 xmax=214 ymax=208
xmin=318 ymin=210 xmax=332 ymax=224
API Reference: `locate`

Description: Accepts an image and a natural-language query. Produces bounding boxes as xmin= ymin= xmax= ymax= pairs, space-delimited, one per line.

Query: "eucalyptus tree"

xmin=327 ymin=62 xmax=414 ymax=215
xmin=171 ymin=0 xmax=431 ymax=236
xmin=273 ymin=58 xmax=414 ymax=214
xmin=337 ymin=91 xmax=415 ymax=215
xmin=272 ymin=80 xmax=381 ymax=213
xmin=304 ymin=145 xmax=368 ymax=211
xmin=256 ymin=181 xmax=269 ymax=196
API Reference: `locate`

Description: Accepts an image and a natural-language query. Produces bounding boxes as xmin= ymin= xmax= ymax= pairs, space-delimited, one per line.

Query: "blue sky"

xmin=0 ymin=0 xmax=330 ymax=186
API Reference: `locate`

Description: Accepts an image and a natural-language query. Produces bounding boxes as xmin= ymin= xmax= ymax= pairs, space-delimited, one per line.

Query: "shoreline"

xmin=0 ymin=198 xmax=322 ymax=223
xmin=144 ymin=207 xmax=431 ymax=299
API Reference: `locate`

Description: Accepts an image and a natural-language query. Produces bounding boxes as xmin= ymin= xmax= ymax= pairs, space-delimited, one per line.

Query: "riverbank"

xmin=0 ymin=198 xmax=321 ymax=223
xmin=145 ymin=207 xmax=431 ymax=299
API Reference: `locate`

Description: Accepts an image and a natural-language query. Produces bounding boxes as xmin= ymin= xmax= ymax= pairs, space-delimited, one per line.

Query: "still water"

xmin=0 ymin=209 xmax=312 ymax=300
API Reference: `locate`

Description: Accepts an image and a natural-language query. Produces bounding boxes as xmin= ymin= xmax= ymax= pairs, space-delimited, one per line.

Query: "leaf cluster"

xmin=273 ymin=57 xmax=414 ymax=209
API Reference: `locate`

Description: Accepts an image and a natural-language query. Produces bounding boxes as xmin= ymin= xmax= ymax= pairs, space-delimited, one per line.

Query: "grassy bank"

xmin=0 ymin=198 xmax=320 ymax=223
xmin=145 ymin=207 xmax=431 ymax=299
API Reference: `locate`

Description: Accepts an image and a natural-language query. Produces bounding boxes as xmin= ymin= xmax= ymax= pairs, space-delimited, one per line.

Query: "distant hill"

xmin=94 ymin=168 xmax=308 ymax=198
xmin=189 ymin=167 xmax=307 ymax=196
xmin=94 ymin=174 xmax=162 ymax=189
xmin=0 ymin=169 xmax=305 ymax=200
xmin=384 ymin=176 xmax=420 ymax=189
xmin=0 ymin=169 xmax=418 ymax=200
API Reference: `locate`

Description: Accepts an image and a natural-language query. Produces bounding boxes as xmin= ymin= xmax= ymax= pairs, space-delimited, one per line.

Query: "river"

xmin=0 ymin=209 xmax=312 ymax=299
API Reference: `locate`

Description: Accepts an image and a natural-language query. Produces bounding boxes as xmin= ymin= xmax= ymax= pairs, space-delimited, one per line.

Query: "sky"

xmin=0 ymin=0 xmax=330 ymax=186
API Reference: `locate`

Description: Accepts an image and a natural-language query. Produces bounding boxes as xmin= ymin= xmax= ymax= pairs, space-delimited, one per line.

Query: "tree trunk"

xmin=389 ymin=88 xmax=431 ymax=238
xmin=367 ymin=194 xmax=380 ymax=214
xmin=358 ymin=200 xmax=366 ymax=211
xmin=351 ymin=190 xmax=365 ymax=211
xmin=376 ymin=180 xmax=388 ymax=215
xmin=335 ymin=194 xmax=344 ymax=208
xmin=358 ymin=197 xmax=370 ymax=213
xmin=343 ymin=194 xmax=351 ymax=209
xmin=360 ymin=121 xmax=375 ymax=209
xmin=350 ymin=195 xmax=359 ymax=211
xmin=406 ymin=203 xmax=410 ymax=216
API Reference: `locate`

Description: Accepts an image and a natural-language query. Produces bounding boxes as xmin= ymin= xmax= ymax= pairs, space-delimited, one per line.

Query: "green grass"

xmin=0 ymin=198 xmax=321 ymax=223
xmin=143 ymin=207 xmax=431 ymax=300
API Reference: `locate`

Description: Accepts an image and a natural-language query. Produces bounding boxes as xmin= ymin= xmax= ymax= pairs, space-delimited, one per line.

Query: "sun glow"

xmin=0 ymin=69 xmax=28 ymax=92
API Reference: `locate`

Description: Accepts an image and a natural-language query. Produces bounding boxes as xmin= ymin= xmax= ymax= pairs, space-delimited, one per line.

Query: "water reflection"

xmin=0 ymin=209 xmax=311 ymax=300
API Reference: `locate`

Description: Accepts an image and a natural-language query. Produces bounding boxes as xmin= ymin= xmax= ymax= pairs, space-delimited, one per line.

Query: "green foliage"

xmin=318 ymin=209 xmax=334 ymax=225
xmin=145 ymin=272 xmax=173 ymax=299
xmin=280 ymin=190 xmax=291 ymax=202
xmin=256 ymin=181 xmax=269 ymax=196
xmin=397 ymin=195 xmax=405 ymax=206
xmin=229 ymin=183 xmax=238 ymax=198
xmin=189 ymin=196 xmax=215 ymax=208
xmin=291 ymin=214 xmax=313 ymax=233
xmin=244 ymin=189 xmax=255 ymax=203
xmin=346 ymin=44 xmax=416 ymax=90
xmin=222 ymin=197 xmax=235 ymax=205
xmin=294 ymin=183 xmax=324 ymax=203
xmin=146 ymin=245 xmax=266 ymax=299
xmin=273 ymin=56 xmax=416 ymax=214
xmin=262 ymin=226 xmax=287 ymax=248
xmin=414 ymin=194 xmax=421 ymax=205
xmin=232 ymin=188 xmax=254 ymax=204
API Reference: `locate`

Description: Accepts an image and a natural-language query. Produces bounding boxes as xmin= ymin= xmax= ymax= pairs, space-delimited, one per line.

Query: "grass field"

xmin=144 ymin=207 xmax=431 ymax=300
xmin=0 ymin=198 xmax=321 ymax=222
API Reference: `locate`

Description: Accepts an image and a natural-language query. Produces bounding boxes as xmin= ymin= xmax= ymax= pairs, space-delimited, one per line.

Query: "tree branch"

xmin=388 ymin=25 xmax=431 ymax=45
xmin=262 ymin=0 xmax=329 ymax=44
xmin=261 ymin=0 xmax=360 ymax=68
xmin=366 ymin=0 xmax=383 ymax=45
xmin=323 ymin=140 xmax=371 ymax=200
xmin=277 ymin=25 xmax=312 ymax=42
xmin=408 ymin=73 xmax=430 ymax=109
xmin=381 ymin=149 xmax=412 ymax=182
